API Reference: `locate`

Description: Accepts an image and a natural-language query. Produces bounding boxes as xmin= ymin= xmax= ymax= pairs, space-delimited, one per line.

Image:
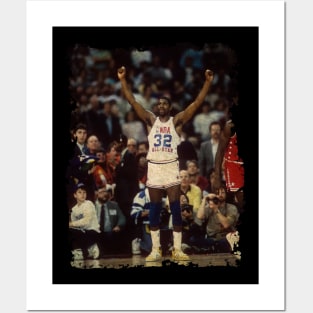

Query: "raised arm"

xmin=174 ymin=69 xmax=214 ymax=126
xmin=117 ymin=66 xmax=155 ymax=126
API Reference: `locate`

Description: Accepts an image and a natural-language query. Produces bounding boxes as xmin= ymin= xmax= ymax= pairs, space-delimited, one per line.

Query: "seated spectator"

xmin=203 ymin=168 xmax=219 ymax=195
xmin=94 ymin=185 xmax=126 ymax=256
xmin=179 ymin=170 xmax=202 ymax=214
xmin=95 ymin=147 xmax=107 ymax=170
xmin=164 ymin=169 xmax=202 ymax=229
xmin=177 ymin=132 xmax=198 ymax=170
xmin=92 ymin=147 xmax=110 ymax=189
xmin=137 ymin=141 xmax=149 ymax=155
xmin=166 ymin=193 xmax=203 ymax=255
xmin=186 ymin=159 xmax=208 ymax=192
xmin=103 ymin=140 xmax=121 ymax=186
xmin=130 ymin=187 xmax=152 ymax=255
xmin=126 ymin=137 xmax=138 ymax=155
xmin=68 ymin=183 xmax=100 ymax=260
xmin=91 ymin=160 xmax=108 ymax=190
xmin=136 ymin=152 xmax=148 ymax=190
xmin=179 ymin=194 xmax=197 ymax=254
xmin=190 ymin=185 xmax=239 ymax=253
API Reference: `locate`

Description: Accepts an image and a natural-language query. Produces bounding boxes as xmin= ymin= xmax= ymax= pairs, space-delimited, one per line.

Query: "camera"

xmin=211 ymin=197 xmax=220 ymax=205
xmin=181 ymin=204 xmax=193 ymax=213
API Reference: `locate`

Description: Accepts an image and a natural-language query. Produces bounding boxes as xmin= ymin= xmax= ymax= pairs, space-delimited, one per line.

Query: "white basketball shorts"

xmin=146 ymin=159 xmax=181 ymax=189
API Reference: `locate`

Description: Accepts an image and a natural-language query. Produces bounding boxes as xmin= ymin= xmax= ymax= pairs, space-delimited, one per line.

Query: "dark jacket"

xmin=198 ymin=140 xmax=215 ymax=178
xmin=95 ymin=199 xmax=126 ymax=231
xmin=114 ymin=148 xmax=139 ymax=213
xmin=98 ymin=113 xmax=123 ymax=148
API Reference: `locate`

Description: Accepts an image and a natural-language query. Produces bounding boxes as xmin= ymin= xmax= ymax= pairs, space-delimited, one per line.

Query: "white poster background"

xmin=26 ymin=0 xmax=285 ymax=311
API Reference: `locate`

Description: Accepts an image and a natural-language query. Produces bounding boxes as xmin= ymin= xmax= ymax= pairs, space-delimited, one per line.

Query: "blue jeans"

xmin=140 ymin=225 xmax=152 ymax=253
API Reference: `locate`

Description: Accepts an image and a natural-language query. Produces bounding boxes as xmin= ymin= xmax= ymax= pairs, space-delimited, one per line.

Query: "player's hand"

xmin=225 ymin=119 xmax=235 ymax=129
xmin=205 ymin=69 xmax=214 ymax=82
xmin=117 ymin=66 xmax=126 ymax=79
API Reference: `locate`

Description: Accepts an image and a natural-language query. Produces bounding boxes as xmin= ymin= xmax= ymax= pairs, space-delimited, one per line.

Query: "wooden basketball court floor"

xmin=70 ymin=252 xmax=241 ymax=269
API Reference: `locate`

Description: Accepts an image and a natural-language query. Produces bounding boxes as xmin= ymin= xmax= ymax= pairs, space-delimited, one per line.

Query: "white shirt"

xmin=70 ymin=200 xmax=100 ymax=232
xmin=211 ymin=139 xmax=219 ymax=163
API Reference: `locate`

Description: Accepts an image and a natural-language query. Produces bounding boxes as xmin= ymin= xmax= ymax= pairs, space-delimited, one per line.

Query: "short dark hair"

xmin=159 ymin=96 xmax=172 ymax=106
xmin=138 ymin=141 xmax=149 ymax=149
xmin=96 ymin=147 xmax=106 ymax=153
xmin=74 ymin=123 xmax=87 ymax=132
xmin=209 ymin=121 xmax=221 ymax=131
xmin=216 ymin=184 xmax=227 ymax=193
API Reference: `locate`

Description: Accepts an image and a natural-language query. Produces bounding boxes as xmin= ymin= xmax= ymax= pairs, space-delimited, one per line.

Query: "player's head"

xmin=157 ymin=96 xmax=172 ymax=116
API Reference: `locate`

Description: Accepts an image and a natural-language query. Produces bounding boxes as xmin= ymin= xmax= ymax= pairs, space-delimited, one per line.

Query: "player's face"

xmin=157 ymin=98 xmax=171 ymax=116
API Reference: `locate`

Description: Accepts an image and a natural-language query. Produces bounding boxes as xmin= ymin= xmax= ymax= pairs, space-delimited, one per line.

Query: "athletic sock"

xmin=173 ymin=231 xmax=182 ymax=251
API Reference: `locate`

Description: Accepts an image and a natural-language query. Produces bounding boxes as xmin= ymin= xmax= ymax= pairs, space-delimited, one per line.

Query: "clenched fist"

xmin=205 ymin=69 xmax=214 ymax=82
xmin=117 ymin=66 xmax=126 ymax=80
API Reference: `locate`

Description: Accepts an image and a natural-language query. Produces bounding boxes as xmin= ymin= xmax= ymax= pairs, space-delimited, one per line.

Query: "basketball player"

xmin=117 ymin=66 xmax=214 ymax=262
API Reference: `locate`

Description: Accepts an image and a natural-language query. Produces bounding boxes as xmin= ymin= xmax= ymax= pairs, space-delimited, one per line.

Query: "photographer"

xmin=180 ymin=194 xmax=197 ymax=254
xmin=165 ymin=192 xmax=203 ymax=254
xmin=190 ymin=185 xmax=239 ymax=253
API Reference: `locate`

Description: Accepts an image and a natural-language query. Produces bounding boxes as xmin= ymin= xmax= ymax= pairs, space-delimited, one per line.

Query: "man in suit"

xmin=198 ymin=121 xmax=222 ymax=180
xmin=94 ymin=185 xmax=126 ymax=256
xmin=72 ymin=123 xmax=88 ymax=157
xmin=114 ymin=135 xmax=139 ymax=253
xmin=98 ymin=100 xmax=123 ymax=149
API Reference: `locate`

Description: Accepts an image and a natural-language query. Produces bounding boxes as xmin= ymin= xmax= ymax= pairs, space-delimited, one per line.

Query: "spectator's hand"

xmin=88 ymin=165 xmax=96 ymax=174
xmin=117 ymin=66 xmax=126 ymax=80
xmin=182 ymin=210 xmax=192 ymax=219
xmin=225 ymin=119 xmax=235 ymax=129
xmin=141 ymin=210 xmax=149 ymax=217
xmin=206 ymin=193 xmax=217 ymax=200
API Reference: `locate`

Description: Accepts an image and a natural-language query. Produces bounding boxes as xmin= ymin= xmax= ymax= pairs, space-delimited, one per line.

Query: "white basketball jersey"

xmin=147 ymin=117 xmax=181 ymax=162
